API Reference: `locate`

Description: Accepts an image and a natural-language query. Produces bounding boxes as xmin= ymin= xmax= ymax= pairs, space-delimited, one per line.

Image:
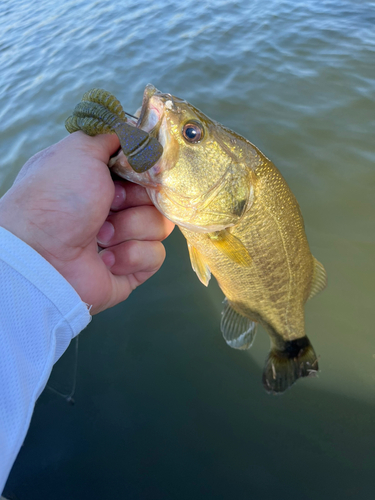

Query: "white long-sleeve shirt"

xmin=0 ymin=227 xmax=91 ymax=492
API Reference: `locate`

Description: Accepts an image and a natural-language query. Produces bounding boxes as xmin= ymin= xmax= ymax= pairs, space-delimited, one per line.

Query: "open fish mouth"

xmin=136 ymin=84 xmax=161 ymax=135
xmin=136 ymin=84 xmax=183 ymax=137
xmin=137 ymin=84 xmax=158 ymax=127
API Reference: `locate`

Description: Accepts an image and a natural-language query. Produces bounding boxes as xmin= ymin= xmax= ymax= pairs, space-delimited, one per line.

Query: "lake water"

xmin=1 ymin=0 xmax=375 ymax=498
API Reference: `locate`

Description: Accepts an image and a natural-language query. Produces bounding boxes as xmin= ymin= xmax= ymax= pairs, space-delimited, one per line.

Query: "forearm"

xmin=0 ymin=227 xmax=91 ymax=492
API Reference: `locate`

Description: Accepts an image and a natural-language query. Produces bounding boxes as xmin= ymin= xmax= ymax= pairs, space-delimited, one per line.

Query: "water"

xmin=1 ymin=0 xmax=375 ymax=498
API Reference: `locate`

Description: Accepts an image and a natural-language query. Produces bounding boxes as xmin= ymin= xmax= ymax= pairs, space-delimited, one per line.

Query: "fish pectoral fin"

xmin=221 ymin=298 xmax=257 ymax=350
xmin=187 ymin=243 xmax=211 ymax=286
xmin=208 ymin=230 xmax=252 ymax=267
xmin=262 ymin=336 xmax=318 ymax=394
xmin=308 ymin=257 xmax=327 ymax=300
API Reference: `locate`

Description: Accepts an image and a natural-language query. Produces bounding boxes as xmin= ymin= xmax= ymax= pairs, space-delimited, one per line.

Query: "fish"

xmin=107 ymin=84 xmax=327 ymax=394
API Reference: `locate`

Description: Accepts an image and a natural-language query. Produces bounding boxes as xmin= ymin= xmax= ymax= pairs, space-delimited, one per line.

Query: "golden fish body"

xmin=110 ymin=84 xmax=327 ymax=393
xmin=181 ymin=154 xmax=313 ymax=339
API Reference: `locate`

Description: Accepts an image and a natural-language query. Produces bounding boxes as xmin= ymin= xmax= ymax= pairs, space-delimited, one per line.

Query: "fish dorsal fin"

xmin=208 ymin=230 xmax=252 ymax=267
xmin=221 ymin=298 xmax=257 ymax=350
xmin=187 ymin=243 xmax=211 ymax=286
xmin=308 ymin=257 xmax=327 ymax=300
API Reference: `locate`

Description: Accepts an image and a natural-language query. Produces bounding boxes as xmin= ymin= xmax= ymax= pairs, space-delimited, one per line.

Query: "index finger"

xmin=110 ymin=181 xmax=153 ymax=211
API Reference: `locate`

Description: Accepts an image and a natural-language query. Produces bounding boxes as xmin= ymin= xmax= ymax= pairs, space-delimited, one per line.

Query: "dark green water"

xmin=1 ymin=0 xmax=374 ymax=498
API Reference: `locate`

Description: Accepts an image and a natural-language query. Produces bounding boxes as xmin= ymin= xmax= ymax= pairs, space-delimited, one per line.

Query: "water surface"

xmin=1 ymin=0 xmax=374 ymax=498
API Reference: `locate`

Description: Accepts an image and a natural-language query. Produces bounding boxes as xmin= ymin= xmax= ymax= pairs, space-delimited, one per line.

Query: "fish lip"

xmin=136 ymin=84 xmax=158 ymax=128
xmin=137 ymin=84 xmax=165 ymax=131
xmin=137 ymin=84 xmax=180 ymax=134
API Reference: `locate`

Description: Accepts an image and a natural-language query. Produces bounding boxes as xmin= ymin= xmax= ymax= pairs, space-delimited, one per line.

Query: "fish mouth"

xmin=137 ymin=84 xmax=182 ymax=139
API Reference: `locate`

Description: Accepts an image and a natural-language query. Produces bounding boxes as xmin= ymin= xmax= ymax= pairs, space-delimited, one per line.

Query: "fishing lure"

xmin=65 ymin=89 xmax=163 ymax=172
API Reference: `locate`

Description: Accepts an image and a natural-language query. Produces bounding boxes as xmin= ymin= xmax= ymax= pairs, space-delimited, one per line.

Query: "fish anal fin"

xmin=187 ymin=243 xmax=211 ymax=286
xmin=262 ymin=336 xmax=318 ymax=394
xmin=221 ymin=298 xmax=257 ymax=350
xmin=308 ymin=257 xmax=327 ymax=300
xmin=208 ymin=230 xmax=252 ymax=267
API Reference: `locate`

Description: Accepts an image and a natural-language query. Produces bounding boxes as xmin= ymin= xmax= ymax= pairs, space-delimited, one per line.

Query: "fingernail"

xmin=111 ymin=183 xmax=126 ymax=210
xmin=100 ymin=250 xmax=115 ymax=269
xmin=97 ymin=221 xmax=114 ymax=245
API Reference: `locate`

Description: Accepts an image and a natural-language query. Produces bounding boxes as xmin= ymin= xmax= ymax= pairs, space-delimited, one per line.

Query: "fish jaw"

xmin=109 ymin=151 xmax=232 ymax=233
xmin=109 ymin=85 xmax=167 ymax=187
xmin=108 ymin=150 xmax=162 ymax=189
xmin=137 ymin=83 xmax=184 ymax=134
xmin=146 ymin=187 xmax=233 ymax=233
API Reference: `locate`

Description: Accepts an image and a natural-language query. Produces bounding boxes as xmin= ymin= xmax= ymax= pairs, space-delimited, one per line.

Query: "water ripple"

xmin=0 ymin=0 xmax=374 ymax=404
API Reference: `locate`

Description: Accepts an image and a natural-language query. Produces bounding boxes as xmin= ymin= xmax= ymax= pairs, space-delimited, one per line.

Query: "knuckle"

xmin=126 ymin=242 xmax=142 ymax=268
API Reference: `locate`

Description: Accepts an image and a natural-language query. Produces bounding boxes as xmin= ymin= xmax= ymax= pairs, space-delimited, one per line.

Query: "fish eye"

xmin=182 ymin=121 xmax=204 ymax=143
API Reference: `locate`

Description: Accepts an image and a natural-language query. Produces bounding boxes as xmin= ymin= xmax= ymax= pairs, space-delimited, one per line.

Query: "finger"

xmin=67 ymin=131 xmax=121 ymax=163
xmin=110 ymin=181 xmax=152 ymax=211
xmin=99 ymin=240 xmax=166 ymax=277
xmin=98 ymin=268 xmax=154 ymax=313
xmin=90 ymin=132 xmax=121 ymax=160
xmin=97 ymin=206 xmax=174 ymax=247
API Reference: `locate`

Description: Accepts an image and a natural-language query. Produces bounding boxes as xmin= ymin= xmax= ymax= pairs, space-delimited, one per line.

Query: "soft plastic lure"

xmin=65 ymin=89 xmax=163 ymax=172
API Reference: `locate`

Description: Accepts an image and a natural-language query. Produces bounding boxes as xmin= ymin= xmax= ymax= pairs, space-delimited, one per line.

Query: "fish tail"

xmin=262 ymin=336 xmax=318 ymax=394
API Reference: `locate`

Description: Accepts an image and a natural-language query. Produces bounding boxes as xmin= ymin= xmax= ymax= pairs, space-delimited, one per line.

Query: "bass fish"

xmin=72 ymin=85 xmax=327 ymax=394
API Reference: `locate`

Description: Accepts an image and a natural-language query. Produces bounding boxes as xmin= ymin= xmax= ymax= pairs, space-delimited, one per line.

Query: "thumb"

xmin=67 ymin=131 xmax=121 ymax=164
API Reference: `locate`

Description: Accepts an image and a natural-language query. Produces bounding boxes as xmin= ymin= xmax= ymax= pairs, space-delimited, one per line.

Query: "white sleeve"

xmin=0 ymin=227 xmax=92 ymax=492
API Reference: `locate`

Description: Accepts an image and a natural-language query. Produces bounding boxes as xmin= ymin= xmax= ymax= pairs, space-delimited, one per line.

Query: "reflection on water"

xmin=1 ymin=0 xmax=375 ymax=498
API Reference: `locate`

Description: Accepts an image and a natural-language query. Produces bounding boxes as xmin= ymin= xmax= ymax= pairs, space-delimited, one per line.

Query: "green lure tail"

xmin=65 ymin=89 xmax=163 ymax=173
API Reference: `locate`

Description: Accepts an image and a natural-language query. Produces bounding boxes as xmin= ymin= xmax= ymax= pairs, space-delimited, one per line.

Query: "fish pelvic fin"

xmin=208 ymin=230 xmax=252 ymax=267
xmin=262 ymin=336 xmax=318 ymax=395
xmin=308 ymin=257 xmax=327 ymax=300
xmin=221 ymin=298 xmax=257 ymax=350
xmin=187 ymin=242 xmax=211 ymax=286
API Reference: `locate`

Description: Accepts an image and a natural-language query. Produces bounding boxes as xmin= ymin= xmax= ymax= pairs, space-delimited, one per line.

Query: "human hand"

xmin=0 ymin=132 xmax=174 ymax=314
